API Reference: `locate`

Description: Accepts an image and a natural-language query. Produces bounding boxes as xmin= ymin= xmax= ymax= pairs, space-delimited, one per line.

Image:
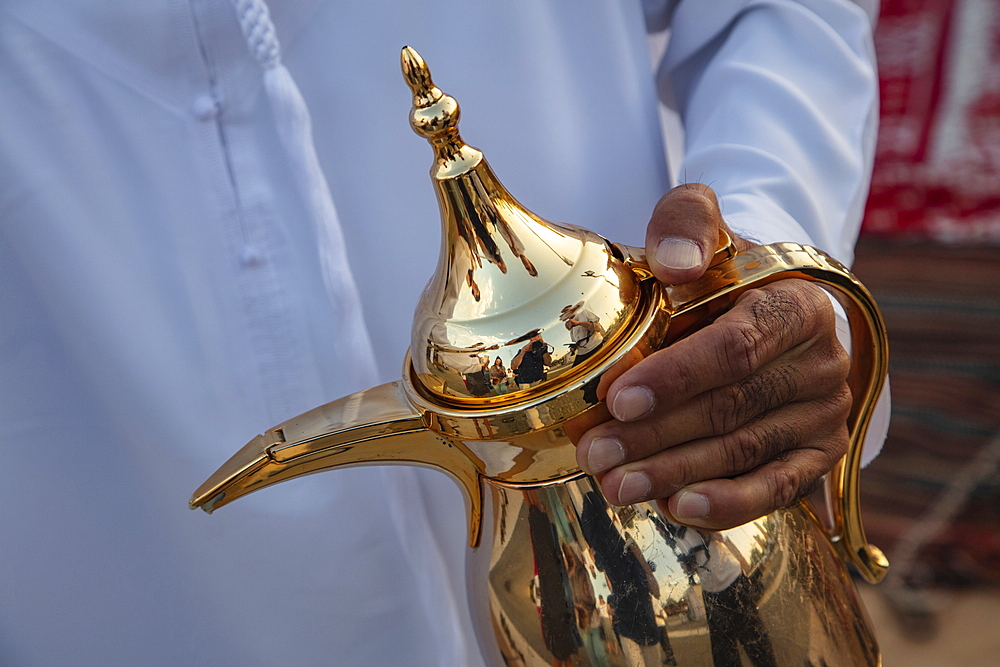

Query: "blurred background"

xmin=852 ymin=0 xmax=1000 ymax=664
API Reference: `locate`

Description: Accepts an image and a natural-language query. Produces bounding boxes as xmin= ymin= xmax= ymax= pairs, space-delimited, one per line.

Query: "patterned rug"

xmin=854 ymin=237 xmax=1000 ymax=590
xmin=855 ymin=0 xmax=1000 ymax=599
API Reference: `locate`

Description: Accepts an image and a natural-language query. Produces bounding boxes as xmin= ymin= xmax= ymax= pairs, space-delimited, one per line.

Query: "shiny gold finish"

xmin=189 ymin=381 xmax=485 ymax=543
xmin=191 ymin=47 xmax=889 ymax=665
xmin=403 ymin=45 xmax=644 ymax=408
xmin=658 ymin=242 xmax=891 ymax=584
xmin=469 ymin=475 xmax=879 ymax=666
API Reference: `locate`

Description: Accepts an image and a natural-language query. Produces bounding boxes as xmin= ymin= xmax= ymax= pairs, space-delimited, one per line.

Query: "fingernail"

xmin=612 ymin=386 xmax=654 ymax=421
xmin=587 ymin=437 xmax=624 ymax=474
xmin=654 ymin=237 xmax=703 ymax=270
xmin=674 ymin=490 xmax=711 ymax=520
xmin=617 ymin=471 xmax=651 ymax=504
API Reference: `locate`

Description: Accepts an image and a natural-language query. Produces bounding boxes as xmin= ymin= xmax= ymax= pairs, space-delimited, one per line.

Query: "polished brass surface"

xmin=189 ymin=381 xmax=486 ymax=542
xmin=402 ymin=46 xmax=644 ymax=408
xmin=191 ymin=47 xmax=889 ymax=665
xmin=469 ymin=475 xmax=879 ymax=666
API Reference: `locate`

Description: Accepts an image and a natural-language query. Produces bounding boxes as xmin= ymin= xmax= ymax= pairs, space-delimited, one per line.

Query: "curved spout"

xmin=190 ymin=381 xmax=485 ymax=546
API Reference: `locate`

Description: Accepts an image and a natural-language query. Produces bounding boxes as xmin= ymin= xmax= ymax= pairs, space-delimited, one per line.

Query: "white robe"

xmin=0 ymin=1 xmax=881 ymax=665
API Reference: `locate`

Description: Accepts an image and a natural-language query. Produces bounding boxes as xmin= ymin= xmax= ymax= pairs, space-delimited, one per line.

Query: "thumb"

xmin=645 ymin=184 xmax=726 ymax=284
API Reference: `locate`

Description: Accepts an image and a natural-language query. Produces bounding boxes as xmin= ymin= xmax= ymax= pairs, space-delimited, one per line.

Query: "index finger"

xmin=605 ymin=280 xmax=833 ymax=422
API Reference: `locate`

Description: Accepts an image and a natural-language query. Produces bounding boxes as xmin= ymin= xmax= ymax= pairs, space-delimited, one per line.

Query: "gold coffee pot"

xmin=192 ymin=48 xmax=888 ymax=666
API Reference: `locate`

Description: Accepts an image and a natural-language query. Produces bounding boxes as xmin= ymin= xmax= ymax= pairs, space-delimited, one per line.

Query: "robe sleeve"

xmin=646 ymin=0 xmax=888 ymax=463
xmin=649 ymin=0 xmax=879 ymax=266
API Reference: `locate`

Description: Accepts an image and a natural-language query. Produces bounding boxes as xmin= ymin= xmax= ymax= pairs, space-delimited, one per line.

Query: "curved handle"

xmin=190 ymin=381 xmax=485 ymax=547
xmin=657 ymin=243 xmax=889 ymax=583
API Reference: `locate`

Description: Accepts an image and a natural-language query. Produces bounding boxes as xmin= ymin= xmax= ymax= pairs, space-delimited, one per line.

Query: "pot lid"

xmin=402 ymin=47 xmax=647 ymax=407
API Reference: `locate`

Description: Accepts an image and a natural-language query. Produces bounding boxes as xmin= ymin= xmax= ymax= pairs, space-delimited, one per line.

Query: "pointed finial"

xmin=401 ymin=46 xmax=440 ymax=106
xmin=401 ymin=46 xmax=462 ymax=144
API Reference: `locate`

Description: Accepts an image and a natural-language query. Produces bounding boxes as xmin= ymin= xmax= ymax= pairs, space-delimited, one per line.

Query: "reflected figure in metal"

xmin=472 ymin=477 xmax=878 ymax=666
xmin=512 ymin=337 xmax=552 ymax=389
xmin=527 ymin=493 xmax=582 ymax=665
xmin=674 ymin=530 xmax=777 ymax=667
xmin=579 ymin=490 xmax=668 ymax=666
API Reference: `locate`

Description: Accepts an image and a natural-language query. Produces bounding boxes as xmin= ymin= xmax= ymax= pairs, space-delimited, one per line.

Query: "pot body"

xmin=191 ymin=50 xmax=889 ymax=667
xmin=467 ymin=474 xmax=879 ymax=667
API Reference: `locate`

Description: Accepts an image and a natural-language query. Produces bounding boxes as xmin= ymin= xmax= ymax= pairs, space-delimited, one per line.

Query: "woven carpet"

xmin=853 ymin=236 xmax=1000 ymax=589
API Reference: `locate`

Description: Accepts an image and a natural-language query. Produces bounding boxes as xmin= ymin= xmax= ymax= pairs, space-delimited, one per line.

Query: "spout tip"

xmin=188 ymin=433 xmax=274 ymax=515
xmin=190 ymin=491 xmax=225 ymax=514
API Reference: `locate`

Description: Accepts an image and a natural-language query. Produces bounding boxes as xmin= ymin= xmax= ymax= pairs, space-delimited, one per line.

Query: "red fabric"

xmin=863 ymin=0 xmax=1000 ymax=241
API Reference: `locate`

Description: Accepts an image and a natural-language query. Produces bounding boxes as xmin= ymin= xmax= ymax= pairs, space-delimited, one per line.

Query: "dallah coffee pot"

xmin=192 ymin=48 xmax=888 ymax=666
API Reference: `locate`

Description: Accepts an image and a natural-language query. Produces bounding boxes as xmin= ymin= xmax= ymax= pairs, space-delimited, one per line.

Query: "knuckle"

xmin=736 ymin=432 xmax=766 ymax=471
xmin=650 ymin=186 xmax=721 ymax=242
xmin=828 ymin=384 xmax=854 ymax=423
xmin=703 ymin=386 xmax=745 ymax=434
xmin=744 ymin=366 xmax=800 ymax=414
xmin=669 ymin=355 xmax=702 ymax=398
xmin=720 ymin=320 xmax=763 ymax=378
xmin=804 ymin=281 xmax=837 ymax=318
xmin=664 ymin=183 xmax=718 ymax=210
xmin=812 ymin=384 xmax=853 ymax=428
xmin=826 ymin=429 xmax=850 ymax=460
xmin=670 ymin=456 xmax=699 ymax=489
xmin=811 ymin=326 xmax=851 ymax=376
xmin=769 ymin=365 xmax=802 ymax=405
xmin=633 ymin=421 xmax=670 ymax=459
xmin=795 ymin=341 xmax=849 ymax=401
xmin=729 ymin=377 xmax=760 ymax=423
xmin=720 ymin=428 xmax=765 ymax=472
xmin=707 ymin=367 xmax=803 ymax=438
xmin=826 ymin=340 xmax=851 ymax=380
xmin=787 ymin=279 xmax=827 ymax=312
xmin=650 ymin=465 xmax=686 ymax=498
xmin=730 ymin=420 xmax=799 ymax=472
xmin=769 ymin=465 xmax=806 ymax=508
xmin=760 ymin=420 xmax=799 ymax=459
xmin=743 ymin=286 xmax=809 ymax=343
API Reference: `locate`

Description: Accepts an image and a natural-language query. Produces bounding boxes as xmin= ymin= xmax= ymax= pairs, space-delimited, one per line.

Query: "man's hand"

xmin=575 ymin=185 xmax=852 ymax=530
